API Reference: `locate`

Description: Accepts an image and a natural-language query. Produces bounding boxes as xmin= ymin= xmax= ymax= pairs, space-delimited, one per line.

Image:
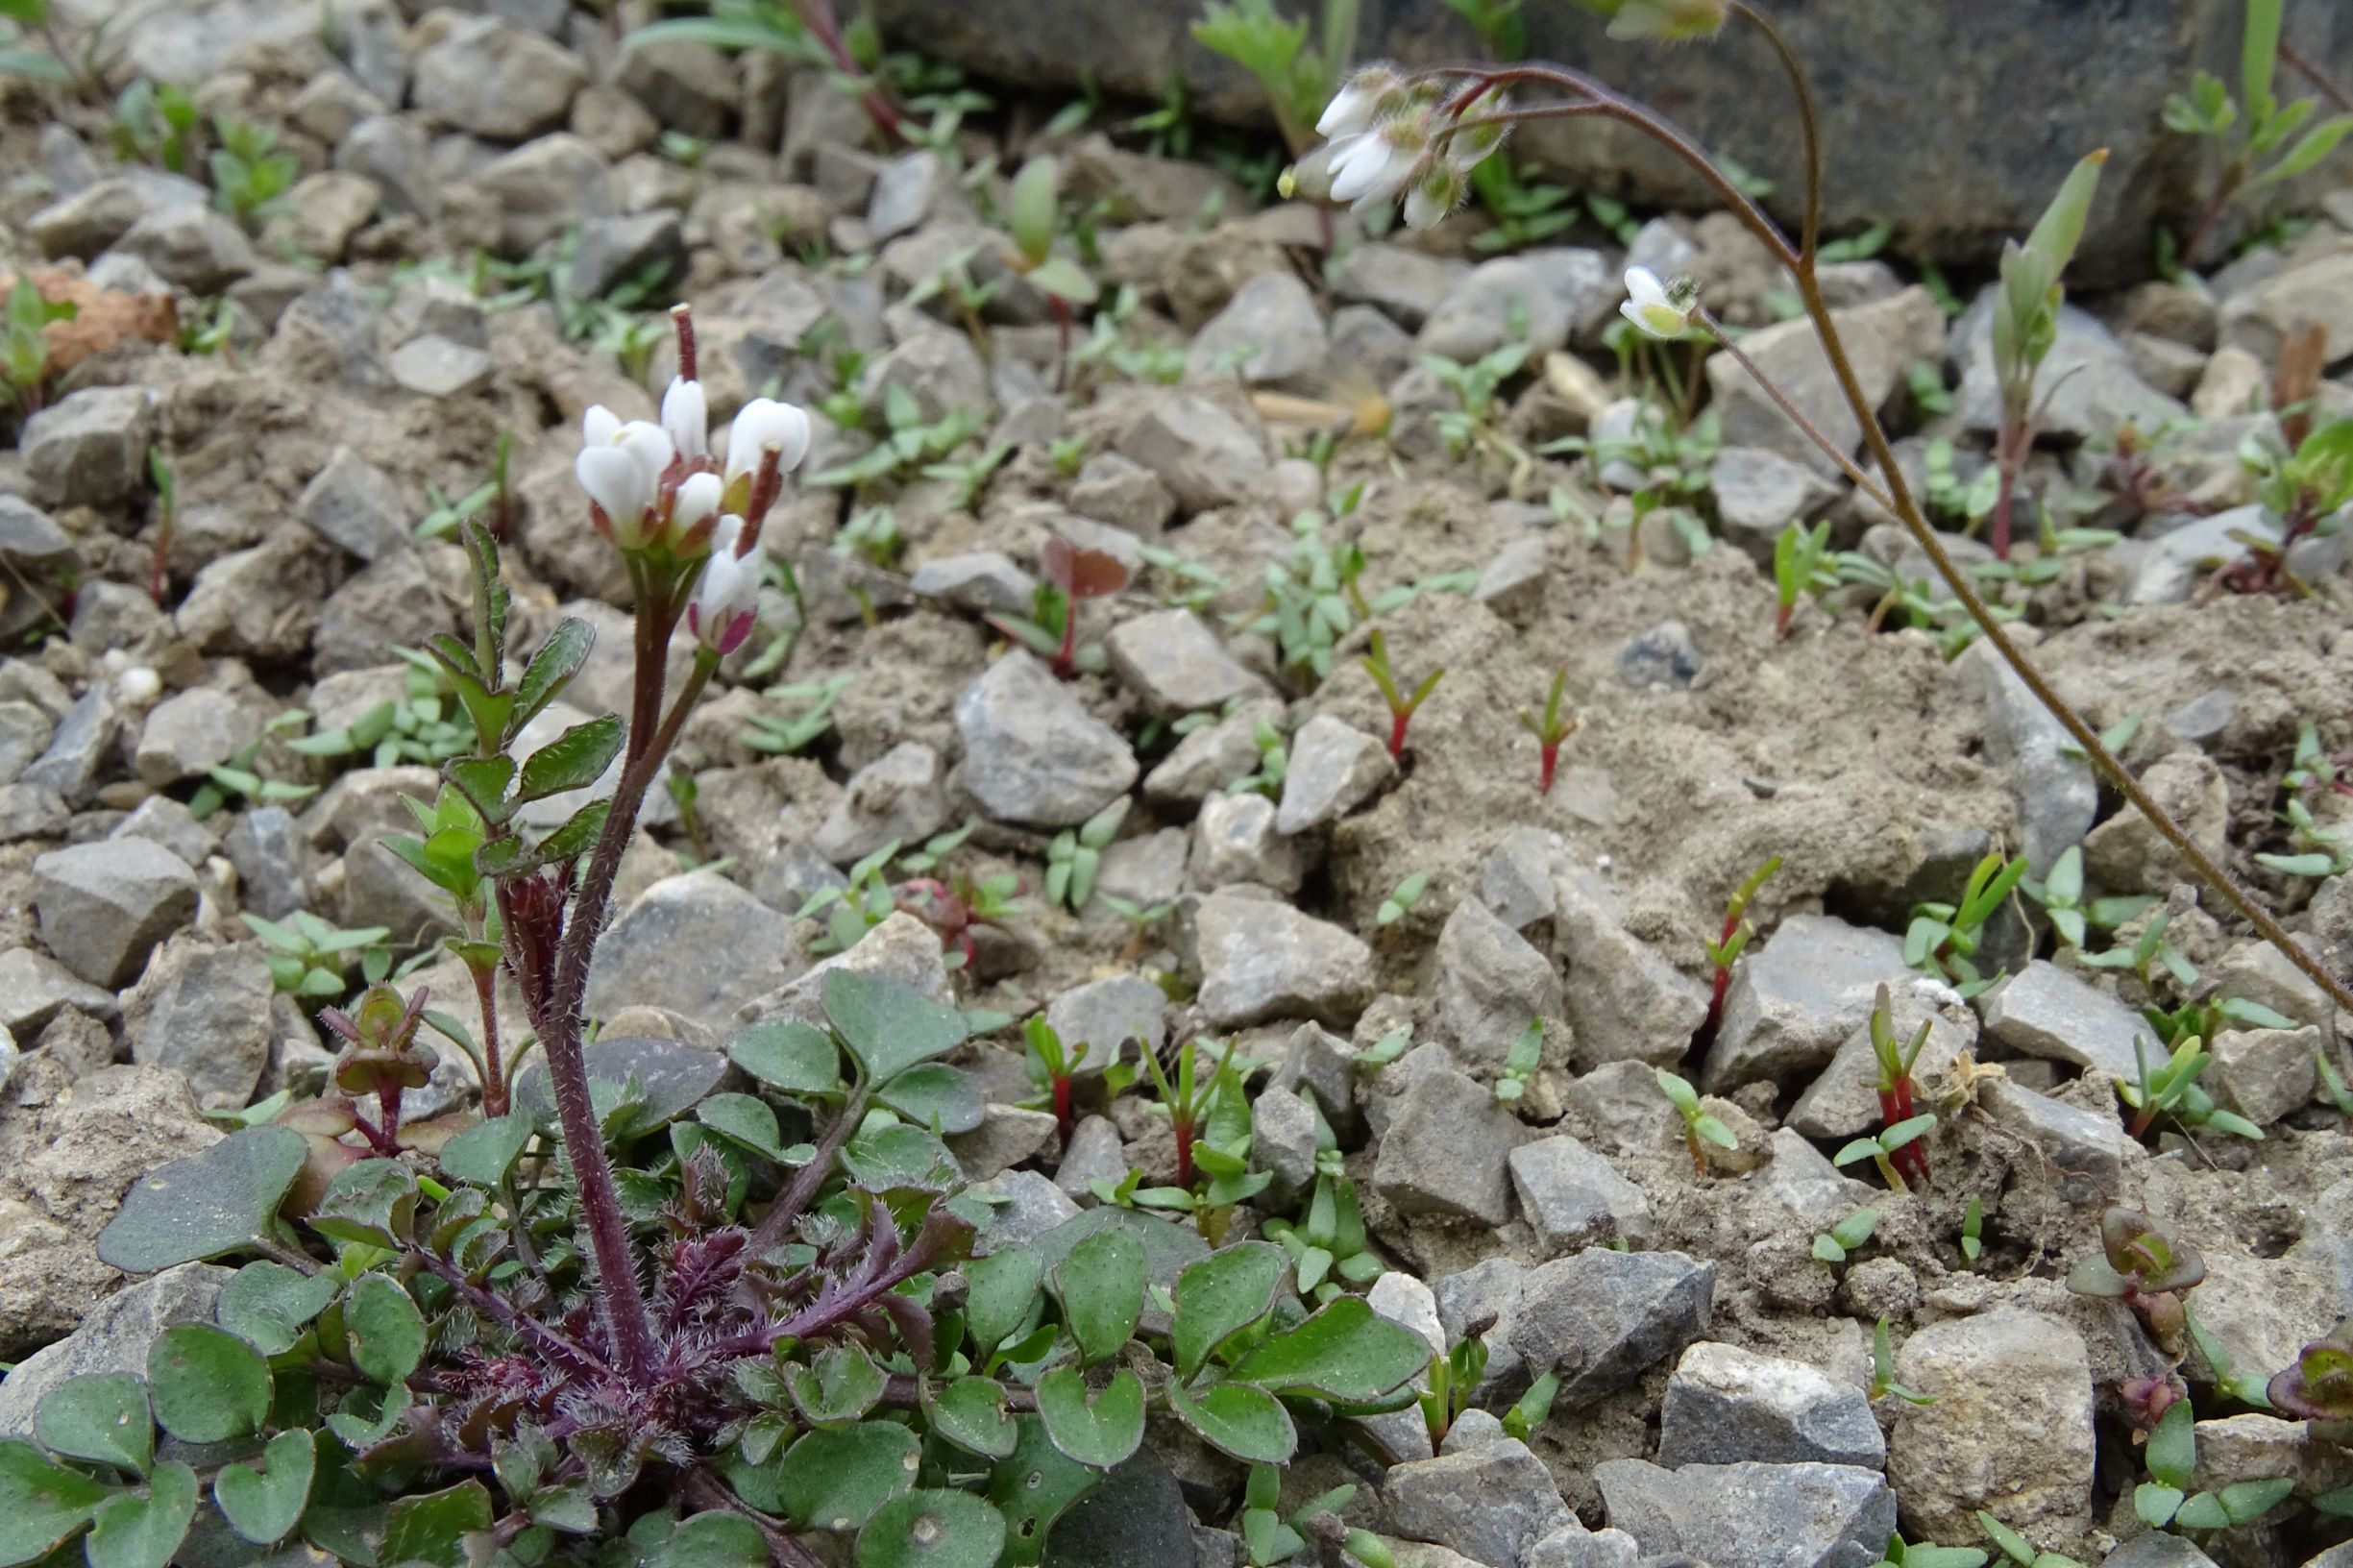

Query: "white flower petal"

xmin=577 ymin=444 xmax=653 ymax=528
xmin=674 ymin=471 xmax=724 ymax=531
xmin=1317 ymin=84 xmax=1376 ymax=139
xmin=582 ymin=405 xmax=622 ymax=448
xmin=726 ymin=399 xmax=812 ymax=480
xmin=617 ymin=421 xmax=674 ymax=484
xmin=1624 ymin=266 xmax=1670 ymax=308
xmin=661 ymin=376 xmax=709 ymax=459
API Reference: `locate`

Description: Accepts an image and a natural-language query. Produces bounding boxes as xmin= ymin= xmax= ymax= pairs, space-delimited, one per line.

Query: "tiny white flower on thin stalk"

xmin=661 ymin=376 xmax=709 ymax=460
xmin=1403 ymin=164 xmax=1467 ymax=232
xmin=1330 ymin=125 xmax=1422 ymax=208
xmin=1317 ymin=65 xmax=1399 ymax=139
xmin=725 ymin=399 xmax=812 ymax=485
xmin=1620 ymin=266 xmax=1697 ymax=339
xmin=686 ymin=514 xmax=764 ymax=655
xmin=576 ymin=410 xmax=675 ymax=546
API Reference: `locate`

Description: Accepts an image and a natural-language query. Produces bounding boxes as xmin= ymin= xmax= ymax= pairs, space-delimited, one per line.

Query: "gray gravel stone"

xmin=297 ymin=446 xmax=411 ymax=563
xmin=1270 ymin=1021 xmax=1360 ymax=1138
xmin=952 ymin=651 xmax=1138 ymax=828
xmin=1115 ymin=394 xmax=1269 ymax=514
xmin=1056 ymin=1115 xmax=1128 ymax=1202
xmin=1044 ymin=973 xmax=1168 ymax=1077
xmin=1276 ymin=715 xmax=1393 ymax=836
xmin=0 ymin=496 xmax=75 ymax=574
xmin=1980 ymin=1078 xmax=2134 ymax=1199
xmin=1593 ymin=1458 xmax=1896 ymax=1568
xmin=1142 ymin=698 xmax=1281 ymax=806
xmin=1187 ymin=271 xmax=1328 ymax=387
xmin=224 ymin=805 xmax=304 ymax=920
xmin=1420 ymin=257 xmax=1572 ymax=364
xmin=1615 ymin=620 xmax=1703 ymax=690
xmin=0 ymin=700 xmax=53 ymax=786
xmin=387 ymin=335 xmax=494 ymax=397
xmin=973 ymin=1168 xmax=1082 ymax=1252
xmin=1550 ymin=865 xmax=1709 ymax=1068
xmin=947 ymin=1105 xmax=1059 ymax=1182
xmin=868 ymin=150 xmax=963 ymax=241
xmin=812 ymin=742 xmax=951 ymax=866
xmin=1250 ymin=1083 xmax=1317 ymax=1209
xmin=860 ymin=328 xmax=992 ymax=425
xmin=1887 ymin=1310 xmax=2096 ymax=1544
xmin=1525 ymin=1528 xmax=1638 ymax=1568
xmin=911 ymin=551 xmax=1036 ymax=616
xmin=1658 ymin=1341 xmax=1885 ymax=1469
xmin=414 ymin=17 xmax=587 ymax=140
xmin=20 ymin=386 xmax=154 ymax=509
xmin=1703 ymin=914 xmax=1910 ymax=1092
xmin=1372 ymin=1066 xmax=1520 ymax=1226
xmin=1385 ymin=1435 xmax=1573 ymax=1568
xmin=131 ymin=686 xmax=257 ymax=788
xmin=1703 ymin=287 xmax=1946 ymax=479
xmin=737 ymin=912 xmax=948 ymax=1028
xmin=110 ymin=208 xmax=258 ymax=294
xmin=1435 ymin=896 xmax=1562 ymax=1072
xmin=1953 ymin=639 xmax=2096 ymax=874
xmin=1788 ymin=980 xmax=1975 ymax=1139
xmin=2208 ymin=1023 xmax=2320 ymax=1127
xmin=20 ymin=686 xmax=116 ymax=808
xmin=0 ymin=783 xmax=69 ymax=842
xmin=1472 ymin=537 xmax=1548 ymax=623
xmin=1067 ymin=453 xmax=1177 ymax=536
xmin=1710 ymin=445 xmax=1843 ymax=554
xmin=0 ymin=947 xmax=117 ymax=1038
xmin=584 ymin=870 xmax=799 ymax=1032
xmin=122 ymin=934 xmax=274 ymax=1112
xmin=1106 ymin=609 xmax=1264 ymax=717
xmin=1976 ymin=960 xmax=2156 ymax=1085
xmin=1510 ymin=1249 xmax=1714 ymax=1399
xmin=0 ymin=1263 xmax=233 ymax=1438
xmin=1507 ymin=1134 xmax=1654 ymax=1255
xmin=1194 ymin=891 xmax=1372 ymax=1028
xmin=32 ymin=838 xmax=202 ymax=989
xmin=1331 ymin=243 xmax=1469 ymax=330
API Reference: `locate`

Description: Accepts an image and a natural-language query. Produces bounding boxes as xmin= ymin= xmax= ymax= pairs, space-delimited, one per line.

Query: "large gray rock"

xmin=952 ymin=651 xmax=1138 ymax=828
xmin=1188 ymin=271 xmax=1328 ymax=387
xmin=1114 ymin=394 xmax=1268 ymax=514
xmin=1703 ymin=289 xmax=1946 ymax=478
xmin=584 ymin=870 xmax=800 ymax=1033
xmin=414 ymin=17 xmax=587 ymax=140
xmin=1435 ymin=896 xmax=1562 ymax=1073
xmin=1703 ymin=914 xmax=1910 ymax=1092
xmin=1507 ymin=1134 xmax=1654 ymax=1255
xmin=1551 ymin=865 xmax=1709 ymax=1068
xmin=1658 ymin=1341 xmax=1885 ymax=1470
xmin=1510 ymin=1249 xmax=1714 ymax=1400
xmin=1977 ymin=961 xmax=2157 ymax=1085
xmin=1980 ymin=1078 xmax=2136 ymax=1200
xmin=20 ymin=386 xmax=154 ymax=509
xmin=1276 ymin=715 xmax=1394 ymax=835
xmin=122 ymin=934 xmax=274 ymax=1112
xmin=1373 ymin=1066 xmax=1520 ymax=1226
xmin=32 ymin=839 xmax=202 ymax=989
xmin=860 ymin=0 xmax=2333 ymax=277
xmin=1194 ymin=891 xmax=1372 ymax=1028
xmin=1886 ymin=1310 xmax=2096 ymax=1545
xmin=1593 ymin=1459 xmax=1895 ymax=1568
xmin=1105 ymin=609 xmax=1264 ymax=717
xmin=1385 ymin=1436 xmax=1574 ymax=1568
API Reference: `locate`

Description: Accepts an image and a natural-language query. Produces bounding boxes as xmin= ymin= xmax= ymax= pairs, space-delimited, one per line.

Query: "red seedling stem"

xmin=1173 ymin=1113 xmax=1196 ymax=1191
xmin=1052 ymin=1072 xmax=1075 ymax=1148
xmin=1388 ymin=709 xmax=1412 ymax=759
xmin=1706 ymin=910 xmax=1739 ymax=1027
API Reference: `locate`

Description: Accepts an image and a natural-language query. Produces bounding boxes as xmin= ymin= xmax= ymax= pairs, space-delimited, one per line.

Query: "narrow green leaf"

xmin=517 ymin=714 xmax=624 ymax=802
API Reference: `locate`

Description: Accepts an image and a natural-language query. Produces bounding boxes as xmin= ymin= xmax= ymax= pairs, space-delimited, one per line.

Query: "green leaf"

xmin=696 ymin=1092 xmax=790 ymax=1161
xmin=774 ymin=1422 xmax=919 ymax=1532
xmin=987 ymin=1418 xmax=1099 ymax=1568
xmin=1023 ymin=256 xmax=1100 ymax=306
xmin=1164 ymin=1379 xmax=1295 ymax=1464
xmin=2134 ymin=1482 xmax=2184 ymax=1529
xmin=824 ymin=970 xmax=968 ymax=1084
xmin=1054 ymin=1227 xmax=1145 ymax=1366
xmin=1007 ymin=156 xmax=1059 ymax=264
xmin=345 ymin=1274 xmax=427 ymax=1384
xmin=96 ymin=1124 xmax=307 ymax=1273
xmin=2171 ymin=1491 xmax=2228 ymax=1531
xmin=2218 ymin=1476 xmax=2293 ymax=1521
xmin=877 ymin=1064 xmax=983 ymax=1134
xmin=217 ymin=1261 xmax=341 ymax=1357
xmin=147 ymin=1324 xmax=269 ymax=1444
xmin=517 ymin=715 xmax=623 ymax=802
xmin=0 ymin=1439 xmax=108 ymax=1567
xmin=513 ymin=618 xmax=597 ymax=734
xmin=213 ymin=1430 xmax=315 ymax=1545
xmin=1811 ymin=1235 xmax=1849 ymax=1264
xmin=447 ymin=756 xmax=516 ymax=820
xmin=1171 ymin=1241 xmax=1286 ymax=1380
xmin=2021 ymin=150 xmax=2106 ymax=277
xmin=923 ymin=1378 xmax=1017 ymax=1460
xmin=728 ymin=1019 xmax=844 ymax=1096
xmin=2256 ymin=110 xmax=2353 ymax=186
xmin=963 ymin=1249 xmax=1044 ymax=1353
xmin=380 ymin=1480 xmax=493 ymax=1567
xmin=2145 ymin=1397 xmax=2195 ymax=1489
xmin=537 ymin=796 xmax=610 ymax=864
xmin=438 ymin=1114 xmax=535 ymax=1188
xmin=2243 ymin=0 xmax=2283 ymax=116
xmin=788 ymin=1344 xmax=886 ymax=1427
xmin=1036 ymin=1368 xmax=1144 ymax=1470
xmin=33 ymin=1375 xmax=151 ymax=1476
xmin=856 ymin=1489 xmax=1004 ymax=1568
xmin=655 ymin=1511 xmax=769 ymax=1568
xmin=310 ymin=1159 xmax=418 ymax=1250
xmin=84 ymin=1461 xmax=196 ymax=1568
xmin=1226 ymin=1295 xmax=1432 ymax=1403
xmin=1831 ymin=1209 xmax=1880 ymax=1250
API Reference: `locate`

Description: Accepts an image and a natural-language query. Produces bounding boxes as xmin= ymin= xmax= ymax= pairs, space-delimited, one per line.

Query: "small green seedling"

xmin=1262 ymin=1169 xmax=1384 ymax=1304
xmin=289 ymin=650 xmax=475 ymax=770
xmin=111 ymin=78 xmax=200 ymax=171
xmin=1834 ymin=1113 xmax=1936 ymax=1194
xmin=1046 ymin=796 xmax=1128 ymax=913
xmin=2019 ymin=845 xmax=2152 ymax=949
xmin=1023 ymin=1016 xmax=1091 ymax=1147
xmin=209 ymin=116 xmax=298 ymax=222
xmin=1360 ymin=629 xmax=1444 ymax=760
xmin=1006 ymin=156 xmax=1100 ymax=389
xmin=2223 ymin=416 xmax=2353 ymax=595
xmin=2136 ymin=1393 xmax=2295 ymax=1536
xmin=1130 ymin=1037 xmax=1262 ymax=1200
xmin=2268 ymin=1318 xmax=2353 ymax=1422
xmin=1419 ymin=1330 xmax=1489 ymax=1448
xmin=1518 ymin=664 xmax=1577 ymax=796
xmin=242 ymin=912 xmax=392 ymax=999
xmin=2165 ymin=0 xmax=2353 ymax=268
xmin=2319 ymin=1043 xmax=2353 ymax=1124
xmin=1959 ymin=1194 xmax=1984 ymax=1264
xmin=1985 ymin=151 xmax=2104 ymax=558
xmin=992 ymin=534 xmax=1130 ymax=679
xmin=2119 ymin=1033 xmax=2263 ymax=1142
xmin=191 ymin=715 xmax=318 ymax=820
xmin=1494 ymin=1019 xmax=1542 ymax=1106
xmin=1228 ymin=719 xmax=1290 ymax=799
xmin=1869 ymin=1315 xmax=1931 ymax=1406
xmin=0 ymin=273 xmax=73 ymax=415
xmin=1049 ymin=434 xmax=1089 ymax=478
xmin=1189 ymin=0 xmax=1359 ymax=155
xmin=1235 ymin=1462 xmax=1394 ymax=1568
xmin=2255 ymin=795 xmax=2353 ymax=878
xmin=1904 ymin=849 xmax=2030 ymax=993
xmin=1655 ymin=1067 xmax=1733 ymax=1176
xmin=1099 ymin=894 xmax=1175 ymax=961
xmin=2066 ymin=1206 xmax=2205 ymax=1352
xmin=1501 ymin=1371 xmax=1558 ymax=1442
xmin=1866 ymin=984 xmax=1934 ymax=1185
xmin=1376 ymin=872 xmax=1429 ymax=928
xmin=1868 ymin=1535 xmax=1986 ymax=1568
xmin=1975 ymin=1513 xmax=2085 ymax=1568
xmin=742 ymin=672 xmax=851 ymax=756
xmin=1812 ymin=1206 xmax=1879 ymax=1265
xmin=1703 ymin=856 xmax=1781 ymax=1032
xmin=1354 ymin=1028 xmax=1409 ymax=1074
xmin=1773 ymin=520 xmax=1833 ymax=638
xmin=2079 ymin=906 xmax=2198 ymax=991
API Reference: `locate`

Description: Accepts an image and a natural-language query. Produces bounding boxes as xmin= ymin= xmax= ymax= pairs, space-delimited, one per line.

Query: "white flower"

xmin=1441 ymin=89 xmax=1510 ymax=174
xmin=1620 ymin=266 xmax=1695 ymax=339
xmin=672 ymin=471 xmax=723 ymax=538
xmin=724 ymin=398 xmax=812 ymax=484
xmin=1329 ymin=127 xmax=1421 ymax=208
xmin=661 ymin=376 xmax=709 ymax=460
xmin=577 ymin=408 xmax=674 ymax=544
xmin=686 ymin=514 xmax=764 ymax=654
xmin=1403 ymin=165 xmax=1465 ymax=232
xmin=582 ymin=404 xmax=622 ymax=448
xmin=1317 ymin=80 xmax=1380 ymax=140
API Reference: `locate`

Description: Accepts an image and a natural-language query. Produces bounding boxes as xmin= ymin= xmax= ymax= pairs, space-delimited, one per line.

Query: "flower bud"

xmin=725 ymin=398 xmax=812 ymax=485
xmin=686 ymin=514 xmax=764 ymax=655
xmin=1619 ymin=265 xmax=1699 ymax=339
xmin=1330 ymin=119 xmax=1426 ymax=209
xmin=1403 ymin=163 xmax=1467 ymax=232
xmin=1317 ymin=64 xmax=1401 ymax=139
xmin=661 ymin=375 xmax=709 ymax=461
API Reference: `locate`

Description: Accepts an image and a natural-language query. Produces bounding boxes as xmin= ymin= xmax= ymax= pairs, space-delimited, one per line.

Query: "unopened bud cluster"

xmin=574 ymin=306 xmax=813 ymax=655
xmin=1287 ymin=64 xmax=1510 ymax=231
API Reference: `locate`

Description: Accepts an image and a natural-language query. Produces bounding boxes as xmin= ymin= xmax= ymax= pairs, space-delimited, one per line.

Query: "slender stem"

xmin=749 ymin=1085 xmax=870 ymax=1254
xmin=1729 ymin=0 xmax=1821 ymax=264
xmin=2281 ymin=42 xmax=2353 ymax=114
xmin=472 ymin=959 xmax=506 ymax=1118
xmin=1695 ymin=312 xmax=1897 ymax=511
xmin=1989 ymin=409 xmax=2028 ymax=560
xmin=789 ymin=0 xmax=908 ymax=147
xmin=409 ymin=1246 xmax=609 ymax=1378
xmin=2182 ymin=164 xmax=2244 ymax=272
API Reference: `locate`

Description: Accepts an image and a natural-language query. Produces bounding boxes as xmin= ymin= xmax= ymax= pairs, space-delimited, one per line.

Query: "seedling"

xmin=146 ymin=448 xmax=175 ymax=605
xmin=1518 ymin=664 xmax=1577 ymax=796
xmin=1046 ymin=796 xmax=1128 ymax=913
xmin=1 ymin=271 xmax=74 ymax=415
xmin=1134 ymin=1036 xmax=1261 ymax=1196
xmin=628 ymin=0 xmax=909 ymax=147
xmin=1975 ymin=1514 xmax=2088 ymax=1568
xmin=1354 ymin=1028 xmax=1409 ymax=1075
xmin=1100 ymin=894 xmax=1175 ymax=961
xmin=2221 ymin=416 xmax=2353 ymax=595
xmin=1023 ymin=1016 xmax=1091 ymax=1146
xmin=1868 ymin=1536 xmax=1985 ymax=1568
xmin=1834 ymin=1113 xmax=1935 ymax=1194
xmin=1427 ymin=343 xmax=1539 ymax=488
xmin=289 ymin=650 xmax=475 ymax=770
xmin=1262 ymin=1169 xmax=1385 ymax=1305
xmin=1139 ymin=542 xmax=1229 ymax=612
xmin=1005 ymin=156 xmax=1100 ymax=388
xmin=1904 ymin=849 xmax=2030 ymax=993
xmin=1655 ymin=1067 xmax=1734 ymax=1176
xmin=1865 ymin=984 xmax=1934 ymax=1185
xmin=1494 ymin=1019 xmax=1542 ymax=1106
xmin=1812 ymin=1206 xmax=1879 ymax=1265
xmin=242 ymin=912 xmax=392 ymax=1000
xmin=2319 ymin=1042 xmax=2353 ymax=1125
xmin=1228 ymin=718 xmax=1290 ymax=799
xmin=209 ymin=116 xmax=298 ymax=223
xmin=2268 ymin=1319 xmax=2353 ymax=1424
xmin=2134 ymin=1395 xmax=2294 ymax=1536
xmin=2283 ymin=717 xmax=2353 ymax=798
xmin=415 ymin=433 xmax=513 ymax=544
xmin=810 ymin=382 xmax=989 ymax=491
xmin=1772 ymin=520 xmax=1834 ymax=637
xmin=1049 ymin=433 xmax=1089 ymax=478
xmin=895 ymin=865 xmax=1020 ymax=968
xmin=191 ymin=714 xmax=318 ymax=819
xmin=2255 ymin=795 xmax=2353 ymax=878
xmin=1501 ymin=1372 xmax=1558 ymax=1441
xmin=1869 ymin=1315 xmax=1931 ymax=1406
xmin=1360 ymin=629 xmax=1444 ymax=759
xmin=2019 ymin=845 xmax=2152 ymax=949
xmin=920 ymin=441 xmax=1011 ymax=513
xmin=1419 ymin=1330 xmax=1489 ymax=1447
xmin=2118 ymin=1034 xmax=2264 ymax=1143
xmin=741 ymin=671 xmax=851 ymax=755
xmin=1440 ymin=0 xmax=1526 ymax=59
xmin=1376 ymin=872 xmax=1429 ymax=927
xmin=1986 ymin=152 xmax=2104 ymax=558
xmin=1702 ymin=856 xmax=1781 ymax=1033
xmin=2078 ymin=906 xmax=2198 ymax=992
xmin=2066 ymin=1207 xmax=2205 ymax=1351
xmin=1959 ymin=1194 xmax=1984 ymax=1263
xmin=1236 ymin=1463 xmax=1394 ymax=1568
xmin=110 ymin=78 xmax=200 ymax=170
xmin=1189 ymin=0 xmax=1360 ymax=155
xmin=993 ymin=534 xmax=1130 ymax=679
xmin=2165 ymin=0 xmax=2353 ymax=267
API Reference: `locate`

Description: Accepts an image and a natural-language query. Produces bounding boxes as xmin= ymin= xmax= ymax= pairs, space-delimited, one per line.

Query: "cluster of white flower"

xmin=1290 ymin=65 xmax=1509 ymax=232
xmin=573 ymin=307 xmax=813 ymax=656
